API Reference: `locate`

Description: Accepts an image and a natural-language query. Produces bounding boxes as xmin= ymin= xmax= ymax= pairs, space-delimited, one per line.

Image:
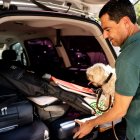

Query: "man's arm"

xmin=73 ymin=92 xmax=133 ymax=139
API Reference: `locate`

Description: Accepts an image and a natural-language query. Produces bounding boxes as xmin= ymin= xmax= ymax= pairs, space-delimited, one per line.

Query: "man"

xmin=73 ymin=0 xmax=140 ymax=140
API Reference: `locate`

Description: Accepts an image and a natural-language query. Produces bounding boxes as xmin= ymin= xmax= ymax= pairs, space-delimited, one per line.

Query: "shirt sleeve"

xmin=115 ymin=60 xmax=140 ymax=96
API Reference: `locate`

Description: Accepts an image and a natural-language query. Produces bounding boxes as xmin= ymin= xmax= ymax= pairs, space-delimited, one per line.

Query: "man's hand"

xmin=73 ymin=118 xmax=95 ymax=139
xmin=73 ymin=92 xmax=133 ymax=139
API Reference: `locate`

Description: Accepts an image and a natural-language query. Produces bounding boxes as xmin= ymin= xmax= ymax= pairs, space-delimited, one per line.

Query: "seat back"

xmin=1 ymin=50 xmax=22 ymax=67
xmin=2 ymin=50 xmax=17 ymax=61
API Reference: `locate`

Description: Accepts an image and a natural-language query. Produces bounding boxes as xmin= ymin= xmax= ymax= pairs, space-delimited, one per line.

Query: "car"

xmin=0 ymin=0 xmax=137 ymax=140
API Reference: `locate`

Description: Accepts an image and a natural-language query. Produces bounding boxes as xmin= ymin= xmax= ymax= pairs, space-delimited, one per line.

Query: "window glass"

xmin=61 ymin=36 xmax=108 ymax=69
xmin=11 ymin=42 xmax=27 ymax=66
xmin=24 ymin=38 xmax=63 ymax=75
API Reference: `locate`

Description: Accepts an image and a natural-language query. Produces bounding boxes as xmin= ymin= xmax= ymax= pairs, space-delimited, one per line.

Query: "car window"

xmin=61 ymin=36 xmax=108 ymax=69
xmin=11 ymin=42 xmax=27 ymax=66
xmin=24 ymin=38 xmax=64 ymax=75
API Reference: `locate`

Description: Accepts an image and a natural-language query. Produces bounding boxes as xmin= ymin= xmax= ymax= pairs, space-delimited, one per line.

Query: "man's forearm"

xmin=73 ymin=93 xmax=133 ymax=139
xmin=88 ymin=92 xmax=132 ymax=127
xmin=89 ymin=106 xmax=124 ymax=127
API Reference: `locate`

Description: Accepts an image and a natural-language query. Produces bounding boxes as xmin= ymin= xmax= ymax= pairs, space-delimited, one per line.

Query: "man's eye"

xmin=106 ymin=28 xmax=110 ymax=32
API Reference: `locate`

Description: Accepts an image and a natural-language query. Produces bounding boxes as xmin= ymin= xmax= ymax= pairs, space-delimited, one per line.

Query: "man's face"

xmin=100 ymin=13 xmax=128 ymax=46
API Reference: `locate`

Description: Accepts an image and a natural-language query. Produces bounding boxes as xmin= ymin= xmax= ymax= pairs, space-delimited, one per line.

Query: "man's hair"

xmin=99 ymin=0 xmax=136 ymax=24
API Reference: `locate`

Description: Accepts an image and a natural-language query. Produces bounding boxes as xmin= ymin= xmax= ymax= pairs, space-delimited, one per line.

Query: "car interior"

xmin=0 ymin=3 xmax=120 ymax=139
xmin=0 ymin=14 xmax=116 ymax=85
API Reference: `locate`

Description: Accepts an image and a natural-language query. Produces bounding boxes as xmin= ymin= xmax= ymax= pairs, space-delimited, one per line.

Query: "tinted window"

xmin=61 ymin=36 xmax=108 ymax=69
xmin=24 ymin=38 xmax=63 ymax=75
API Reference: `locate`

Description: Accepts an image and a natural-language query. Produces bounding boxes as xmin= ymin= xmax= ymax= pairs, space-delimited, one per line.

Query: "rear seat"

xmin=0 ymin=50 xmax=23 ymax=67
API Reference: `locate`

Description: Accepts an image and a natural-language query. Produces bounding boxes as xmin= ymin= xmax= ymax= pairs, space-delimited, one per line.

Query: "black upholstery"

xmin=2 ymin=50 xmax=17 ymax=61
xmin=0 ymin=50 xmax=22 ymax=67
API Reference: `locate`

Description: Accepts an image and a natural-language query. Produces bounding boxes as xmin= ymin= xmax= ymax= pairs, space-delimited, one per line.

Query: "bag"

xmin=28 ymin=96 xmax=69 ymax=122
xmin=50 ymin=118 xmax=98 ymax=140
xmin=0 ymin=95 xmax=33 ymax=133
xmin=0 ymin=120 xmax=49 ymax=140
xmin=0 ymin=64 xmax=96 ymax=115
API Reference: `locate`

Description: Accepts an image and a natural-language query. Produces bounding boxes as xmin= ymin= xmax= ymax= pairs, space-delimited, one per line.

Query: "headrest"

xmin=2 ymin=50 xmax=17 ymax=61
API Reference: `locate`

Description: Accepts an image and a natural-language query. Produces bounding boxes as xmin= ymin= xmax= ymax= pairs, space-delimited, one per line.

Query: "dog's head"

xmin=86 ymin=63 xmax=115 ymax=87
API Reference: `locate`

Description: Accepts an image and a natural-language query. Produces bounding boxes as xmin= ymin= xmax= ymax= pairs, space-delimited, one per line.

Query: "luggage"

xmin=0 ymin=93 xmax=33 ymax=133
xmin=0 ymin=120 xmax=49 ymax=140
xmin=0 ymin=85 xmax=48 ymax=140
xmin=0 ymin=64 xmax=96 ymax=115
xmin=28 ymin=96 xmax=69 ymax=122
xmin=49 ymin=118 xmax=98 ymax=140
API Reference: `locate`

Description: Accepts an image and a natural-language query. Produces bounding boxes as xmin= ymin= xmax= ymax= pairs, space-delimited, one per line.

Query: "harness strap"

xmin=103 ymin=73 xmax=113 ymax=84
xmin=96 ymin=88 xmax=112 ymax=112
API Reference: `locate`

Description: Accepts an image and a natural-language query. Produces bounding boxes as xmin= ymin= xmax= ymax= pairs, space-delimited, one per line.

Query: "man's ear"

xmin=121 ymin=16 xmax=131 ymax=28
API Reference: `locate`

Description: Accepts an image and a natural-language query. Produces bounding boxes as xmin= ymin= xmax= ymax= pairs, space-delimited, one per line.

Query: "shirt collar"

xmin=120 ymin=31 xmax=140 ymax=52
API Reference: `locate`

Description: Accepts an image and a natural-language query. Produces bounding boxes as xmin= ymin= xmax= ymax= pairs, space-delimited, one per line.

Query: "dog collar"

xmin=103 ymin=73 xmax=113 ymax=84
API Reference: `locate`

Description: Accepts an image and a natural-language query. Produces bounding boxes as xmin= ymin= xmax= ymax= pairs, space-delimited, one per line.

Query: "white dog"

xmin=86 ymin=63 xmax=116 ymax=110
